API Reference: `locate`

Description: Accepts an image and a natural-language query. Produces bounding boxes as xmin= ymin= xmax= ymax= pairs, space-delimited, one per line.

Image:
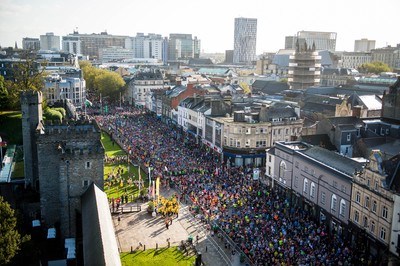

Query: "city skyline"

xmin=1 ymin=0 xmax=399 ymax=54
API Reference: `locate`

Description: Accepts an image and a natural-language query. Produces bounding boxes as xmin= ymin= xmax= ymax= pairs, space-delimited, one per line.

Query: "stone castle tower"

xmin=21 ymin=91 xmax=43 ymax=190
xmin=37 ymin=121 xmax=104 ymax=238
xmin=21 ymin=91 xmax=104 ymax=238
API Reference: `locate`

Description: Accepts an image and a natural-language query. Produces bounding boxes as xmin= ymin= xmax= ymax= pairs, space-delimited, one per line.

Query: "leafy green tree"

xmin=43 ymin=107 xmax=63 ymax=122
xmin=3 ymin=57 xmax=46 ymax=110
xmin=0 ymin=197 xmax=23 ymax=264
xmin=0 ymin=76 xmax=9 ymax=110
xmin=80 ymin=61 xmax=125 ymax=101
xmin=52 ymin=107 xmax=66 ymax=118
xmin=95 ymin=71 xmax=126 ymax=101
xmin=359 ymin=61 xmax=392 ymax=74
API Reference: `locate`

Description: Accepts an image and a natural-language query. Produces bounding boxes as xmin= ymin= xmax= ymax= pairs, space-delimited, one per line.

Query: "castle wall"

xmin=37 ymin=121 xmax=104 ymax=238
xmin=21 ymin=91 xmax=43 ymax=189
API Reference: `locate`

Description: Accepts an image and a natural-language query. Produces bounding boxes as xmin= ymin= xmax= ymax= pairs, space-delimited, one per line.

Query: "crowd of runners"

xmin=95 ymin=106 xmax=371 ymax=266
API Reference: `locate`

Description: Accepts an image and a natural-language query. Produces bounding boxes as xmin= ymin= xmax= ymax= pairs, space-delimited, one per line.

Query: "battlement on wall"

xmin=37 ymin=118 xmax=101 ymax=139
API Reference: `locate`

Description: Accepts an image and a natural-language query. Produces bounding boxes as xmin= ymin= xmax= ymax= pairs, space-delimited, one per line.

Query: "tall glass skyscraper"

xmin=233 ymin=17 xmax=257 ymax=64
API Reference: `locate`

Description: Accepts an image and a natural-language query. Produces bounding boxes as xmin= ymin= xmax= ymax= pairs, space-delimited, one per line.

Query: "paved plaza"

xmin=113 ymin=188 xmax=243 ymax=265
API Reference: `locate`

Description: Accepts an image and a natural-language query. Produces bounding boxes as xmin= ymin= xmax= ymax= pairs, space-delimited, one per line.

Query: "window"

xmin=303 ymin=178 xmax=309 ymax=194
xmin=82 ymin=180 xmax=89 ymax=187
xmin=321 ymin=192 xmax=326 ymax=204
xmin=268 ymin=155 xmax=272 ymax=163
xmin=365 ymin=196 xmax=370 ymax=209
xmin=347 ymin=133 xmax=351 ymax=141
xmin=382 ymin=206 xmax=388 ymax=220
xmin=367 ymin=178 xmax=371 ymax=187
xmin=310 ymin=182 xmax=316 ymax=198
xmin=370 ymin=221 xmax=375 ymax=234
xmin=85 ymin=161 xmax=91 ymax=169
xmin=236 ymin=141 xmax=241 ymax=148
xmin=356 ymin=191 xmax=361 ymax=204
xmin=279 ymin=162 xmax=286 ymax=178
xmin=294 ymin=176 xmax=299 ymax=188
xmin=245 ymin=139 xmax=250 ymax=147
xmin=331 ymin=194 xmax=337 ymax=212
xmin=372 ymin=201 xmax=377 ymax=213
xmin=363 ymin=216 xmax=368 ymax=228
xmin=339 ymin=199 xmax=346 ymax=217
xmin=374 ymin=181 xmax=379 ymax=191
xmin=246 ymin=128 xmax=251 ymax=134
xmin=354 ymin=211 xmax=359 ymax=223
xmin=380 ymin=227 xmax=386 ymax=241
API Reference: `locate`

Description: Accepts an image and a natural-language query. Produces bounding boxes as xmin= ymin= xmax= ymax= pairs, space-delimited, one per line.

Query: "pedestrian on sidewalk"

xmin=165 ymin=218 xmax=169 ymax=229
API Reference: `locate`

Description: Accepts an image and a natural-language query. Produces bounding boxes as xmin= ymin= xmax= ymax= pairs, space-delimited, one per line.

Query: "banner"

xmin=156 ymin=177 xmax=160 ymax=201
xmin=253 ymin=168 xmax=260 ymax=180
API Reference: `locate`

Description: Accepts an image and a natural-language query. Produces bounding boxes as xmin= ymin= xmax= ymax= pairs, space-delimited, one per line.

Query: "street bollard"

xmin=156 ymin=243 xmax=158 ymax=250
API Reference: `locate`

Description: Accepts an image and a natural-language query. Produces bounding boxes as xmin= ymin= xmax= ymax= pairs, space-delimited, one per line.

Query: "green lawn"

xmin=101 ymin=131 xmax=126 ymax=157
xmin=101 ymin=131 xmax=148 ymax=200
xmin=120 ymin=247 xmax=196 ymax=266
xmin=0 ymin=111 xmax=22 ymax=145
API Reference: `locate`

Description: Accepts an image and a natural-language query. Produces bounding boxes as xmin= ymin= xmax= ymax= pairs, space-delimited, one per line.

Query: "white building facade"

xmin=340 ymin=52 xmax=372 ymax=69
xmin=233 ymin=17 xmax=257 ymax=64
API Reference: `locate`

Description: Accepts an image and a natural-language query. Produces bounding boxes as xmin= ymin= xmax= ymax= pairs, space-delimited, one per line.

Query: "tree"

xmin=95 ymin=71 xmax=126 ymax=102
xmin=358 ymin=61 xmax=392 ymax=74
xmin=3 ymin=57 xmax=46 ymax=110
xmin=0 ymin=197 xmax=23 ymax=264
xmin=0 ymin=76 xmax=9 ymax=110
xmin=80 ymin=62 xmax=126 ymax=101
xmin=43 ymin=107 xmax=63 ymax=123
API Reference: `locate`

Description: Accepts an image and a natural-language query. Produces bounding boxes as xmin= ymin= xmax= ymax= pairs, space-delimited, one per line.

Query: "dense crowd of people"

xmin=95 ymin=106 xmax=369 ymax=266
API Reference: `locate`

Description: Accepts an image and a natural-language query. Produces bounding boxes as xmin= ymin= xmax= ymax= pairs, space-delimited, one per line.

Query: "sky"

xmin=0 ymin=0 xmax=399 ymax=54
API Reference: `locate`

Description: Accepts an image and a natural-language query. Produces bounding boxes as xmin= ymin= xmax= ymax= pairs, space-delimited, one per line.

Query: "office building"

xmin=233 ymin=17 xmax=257 ymax=64
xmin=354 ymin=38 xmax=376 ymax=52
xmin=62 ymin=31 xmax=127 ymax=59
xmin=40 ymin=32 xmax=61 ymax=51
xmin=62 ymin=35 xmax=82 ymax=55
xmin=22 ymin=37 xmax=40 ymax=50
xmin=371 ymin=44 xmax=400 ymax=70
xmin=168 ymin=33 xmax=198 ymax=61
xmin=340 ymin=52 xmax=372 ymax=69
xmin=285 ymin=31 xmax=337 ymax=52
xmin=99 ymin=46 xmax=134 ymax=62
